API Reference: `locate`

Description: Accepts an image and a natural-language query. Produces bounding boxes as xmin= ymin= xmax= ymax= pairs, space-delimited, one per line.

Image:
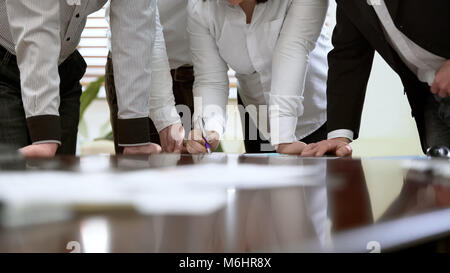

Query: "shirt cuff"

xmin=149 ymin=105 xmax=181 ymax=133
xmin=327 ymin=129 xmax=354 ymax=141
xmin=117 ymin=117 xmax=151 ymax=146
xmin=270 ymin=116 xmax=298 ymax=145
xmin=26 ymin=115 xmax=62 ymax=144
xmin=32 ymin=140 xmax=62 ymax=146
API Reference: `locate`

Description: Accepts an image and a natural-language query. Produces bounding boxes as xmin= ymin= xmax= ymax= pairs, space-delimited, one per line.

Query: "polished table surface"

xmin=0 ymin=154 xmax=449 ymax=253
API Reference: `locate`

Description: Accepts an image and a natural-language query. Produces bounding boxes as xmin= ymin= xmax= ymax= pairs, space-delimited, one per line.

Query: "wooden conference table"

xmin=0 ymin=153 xmax=449 ymax=253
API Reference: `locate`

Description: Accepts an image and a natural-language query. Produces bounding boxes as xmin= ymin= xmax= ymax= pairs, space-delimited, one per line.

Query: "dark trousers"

xmin=0 ymin=46 xmax=85 ymax=155
xmin=105 ymin=54 xmax=195 ymax=154
xmin=237 ymin=95 xmax=327 ymax=153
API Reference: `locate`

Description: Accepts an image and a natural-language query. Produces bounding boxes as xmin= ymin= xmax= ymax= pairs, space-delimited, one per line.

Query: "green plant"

xmin=79 ymin=76 xmax=105 ymax=120
xmin=78 ymin=76 xmax=105 ymax=138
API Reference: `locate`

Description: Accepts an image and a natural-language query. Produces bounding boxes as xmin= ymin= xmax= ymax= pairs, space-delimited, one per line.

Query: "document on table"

xmin=0 ymin=161 xmax=326 ymax=227
xmin=0 ymin=172 xmax=227 ymax=227
xmin=121 ymin=163 xmax=326 ymax=189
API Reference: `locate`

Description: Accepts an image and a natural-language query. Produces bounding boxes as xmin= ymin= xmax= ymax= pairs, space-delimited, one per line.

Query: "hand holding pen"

xmin=185 ymin=118 xmax=220 ymax=154
xmin=197 ymin=118 xmax=212 ymax=154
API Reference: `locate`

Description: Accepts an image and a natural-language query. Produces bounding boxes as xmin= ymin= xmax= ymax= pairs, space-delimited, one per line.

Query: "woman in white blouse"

xmin=185 ymin=0 xmax=334 ymax=154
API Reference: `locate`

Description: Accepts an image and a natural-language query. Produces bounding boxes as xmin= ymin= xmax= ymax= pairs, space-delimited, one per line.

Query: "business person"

xmin=0 ymin=0 xmax=174 ymax=157
xmin=185 ymin=0 xmax=334 ymax=154
xmin=105 ymin=0 xmax=193 ymax=154
xmin=301 ymin=0 xmax=450 ymax=157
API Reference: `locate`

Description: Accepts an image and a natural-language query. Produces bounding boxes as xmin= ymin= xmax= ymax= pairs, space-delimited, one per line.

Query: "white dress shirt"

xmin=105 ymin=4 xmax=181 ymax=134
xmin=0 ymin=0 xmax=178 ymax=146
xmin=108 ymin=0 xmax=192 ymax=69
xmin=328 ymin=0 xmax=447 ymax=141
xmin=187 ymin=0 xmax=334 ymax=145
xmin=158 ymin=0 xmax=192 ymax=69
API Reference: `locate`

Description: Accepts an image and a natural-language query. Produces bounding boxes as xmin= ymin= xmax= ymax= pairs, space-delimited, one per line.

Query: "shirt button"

xmin=75 ymin=13 xmax=80 ymax=18
xmin=66 ymin=37 xmax=71 ymax=41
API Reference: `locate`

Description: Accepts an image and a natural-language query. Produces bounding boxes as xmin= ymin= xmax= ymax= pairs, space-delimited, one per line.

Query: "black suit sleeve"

xmin=326 ymin=4 xmax=375 ymax=140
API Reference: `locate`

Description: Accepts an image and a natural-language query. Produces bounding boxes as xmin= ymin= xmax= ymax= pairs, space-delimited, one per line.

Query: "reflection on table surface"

xmin=0 ymin=154 xmax=449 ymax=253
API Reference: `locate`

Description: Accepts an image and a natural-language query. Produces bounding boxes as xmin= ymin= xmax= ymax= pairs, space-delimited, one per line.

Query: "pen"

xmin=197 ymin=118 xmax=212 ymax=154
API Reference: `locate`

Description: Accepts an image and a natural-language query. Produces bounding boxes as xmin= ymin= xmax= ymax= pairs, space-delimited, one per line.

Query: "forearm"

xmin=109 ymin=0 xmax=156 ymax=146
xmin=326 ymin=4 xmax=375 ymax=139
xmin=6 ymin=0 xmax=62 ymax=144
xmin=192 ymin=82 xmax=228 ymax=138
xmin=149 ymin=7 xmax=180 ymax=132
xmin=270 ymin=0 xmax=329 ymax=145
xmin=188 ymin=2 xmax=229 ymax=138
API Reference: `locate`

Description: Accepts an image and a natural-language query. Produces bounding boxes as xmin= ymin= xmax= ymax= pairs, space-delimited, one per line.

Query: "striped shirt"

xmin=0 ymin=0 xmax=179 ymax=145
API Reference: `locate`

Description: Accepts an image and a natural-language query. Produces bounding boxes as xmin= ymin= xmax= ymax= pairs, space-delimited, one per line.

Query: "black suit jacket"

xmin=327 ymin=0 xmax=450 ymax=150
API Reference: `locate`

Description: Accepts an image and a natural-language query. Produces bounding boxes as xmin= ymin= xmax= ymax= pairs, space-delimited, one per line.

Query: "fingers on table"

xmin=314 ymin=142 xmax=333 ymax=156
xmin=123 ymin=143 xmax=162 ymax=155
xmin=300 ymin=143 xmax=319 ymax=156
xmin=300 ymin=141 xmax=351 ymax=157
xmin=189 ymin=129 xmax=204 ymax=141
xmin=278 ymin=142 xmax=307 ymax=155
xmin=19 ymin=145 xmax=55 ymax=158
xmin=149 ymin=143 xmax=163 ymax=154
xmin=336 ymin=143 xmax=352 ymax=157
xmin=186 ymin=129 xmax=209 ymax=154
xmin=186 ymin=140 xmax=207 ymax=154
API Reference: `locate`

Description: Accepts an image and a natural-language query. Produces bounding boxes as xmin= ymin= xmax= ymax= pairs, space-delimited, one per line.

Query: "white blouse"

xmin=188 ymin=0 xmax=335 ymax=145
xmin=157 ymin=0 xmax=192 ymax=69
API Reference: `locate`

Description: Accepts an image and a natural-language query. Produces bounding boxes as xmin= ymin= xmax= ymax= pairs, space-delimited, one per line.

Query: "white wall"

xmin=351 ymin=53 xmax=423 ymax=157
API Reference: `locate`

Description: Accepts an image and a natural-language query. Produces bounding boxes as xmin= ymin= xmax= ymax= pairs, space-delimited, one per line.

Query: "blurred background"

xmin=78 ymin=6 xmax=423 ymax=157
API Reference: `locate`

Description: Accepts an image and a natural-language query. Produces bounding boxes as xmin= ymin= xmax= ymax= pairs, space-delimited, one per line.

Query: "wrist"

xmin=45 ymin=143 xmax=58 ymax=155
xmin=332 ymin=137 xmax=351 ymax=144
xmin=117 ymin=117 xmax=151 ymax=146
xmin=276 ymin=141 xmax=307 ymax=155
xmin=26 ymin=115 xmax=62 ymax=144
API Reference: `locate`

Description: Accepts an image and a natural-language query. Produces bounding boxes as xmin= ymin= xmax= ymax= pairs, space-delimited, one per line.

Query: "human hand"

xmin=185 ymin=129 xmax=220 ymax=154
xmin=159 ymin=123 xmax=185 ymax=153
xmin=20 ymin=143 xmax=59 ymax=158
xmin=431 ymin=60 xmax=450 ymax=98
xmin=300 ymin=137 xmax=352 ymax=157
xmin=276 ymin=141 xmax=307 ymax=155
xmin=123 ymin=143 xmax=162 ymax=155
